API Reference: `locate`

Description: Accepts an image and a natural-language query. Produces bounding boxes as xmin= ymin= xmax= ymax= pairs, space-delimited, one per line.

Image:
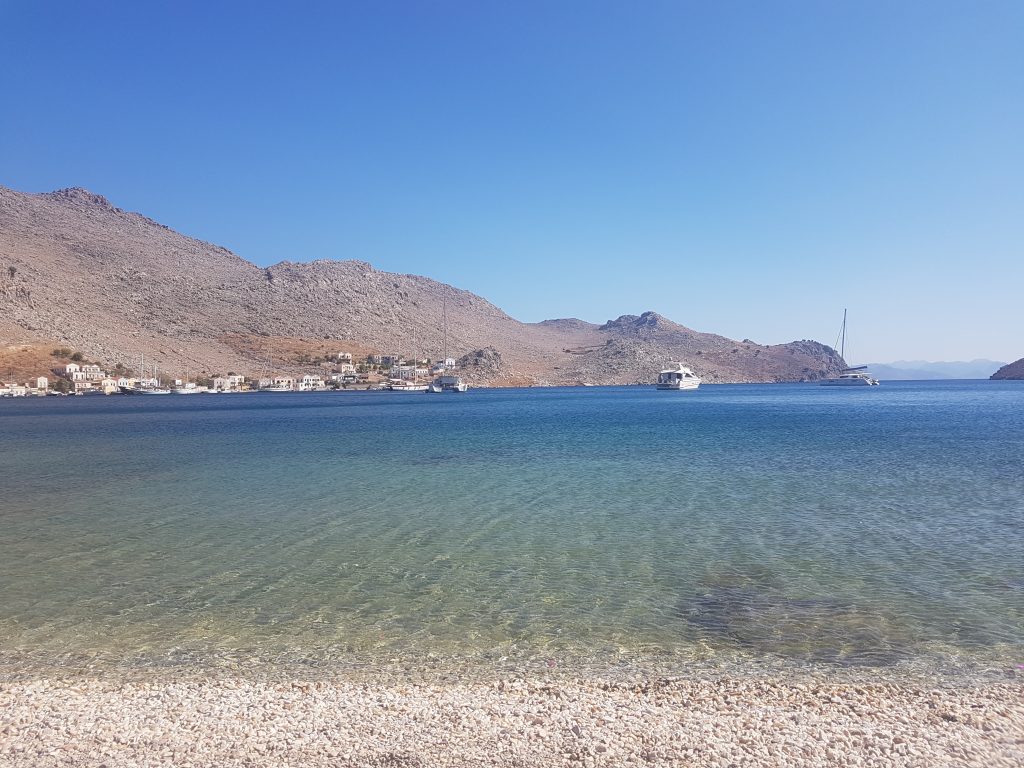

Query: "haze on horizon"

xmin=1 ymin=1 xmax=1020 ymax=363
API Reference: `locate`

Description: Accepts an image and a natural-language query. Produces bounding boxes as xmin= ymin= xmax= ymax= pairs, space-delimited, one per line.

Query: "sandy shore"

xmin=2 ymin=675 xmax=1022 ymax=767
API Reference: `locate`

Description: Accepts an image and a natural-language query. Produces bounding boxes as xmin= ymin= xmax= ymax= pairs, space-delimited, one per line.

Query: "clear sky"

xmin=2 ymin=1 xmax=1021 ymax=362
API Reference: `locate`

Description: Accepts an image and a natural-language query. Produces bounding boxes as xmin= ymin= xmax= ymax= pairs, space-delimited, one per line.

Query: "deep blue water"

xmin=1 ymin=381 xmax=1022 ymax=679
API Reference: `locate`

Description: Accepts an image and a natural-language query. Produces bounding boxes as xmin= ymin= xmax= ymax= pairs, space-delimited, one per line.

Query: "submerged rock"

xmin=679 ymin=582 xmax=916 ymax=668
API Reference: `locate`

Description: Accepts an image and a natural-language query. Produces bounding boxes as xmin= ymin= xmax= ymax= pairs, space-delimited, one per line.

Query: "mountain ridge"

xmin=865 ymin=359 xmax=1007 ymax=380
xmin=0 ymin=183 xmax=844 ymax=385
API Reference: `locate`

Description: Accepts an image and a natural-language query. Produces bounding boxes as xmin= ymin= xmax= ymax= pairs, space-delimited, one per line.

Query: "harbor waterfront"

xmin=1 ymin=380 xmax=1023 ymax=765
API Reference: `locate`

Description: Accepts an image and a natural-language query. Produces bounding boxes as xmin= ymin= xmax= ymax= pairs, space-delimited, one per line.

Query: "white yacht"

xmin=656 ymin=363 xmax=701 ymax=390
xmin=428 ymin=375 xmax=468 ymax=393
xmin=820 ymin=310 xmax=879 ymax=386
xmin=820 ymin=366 xmax=879 ymax=386
xmin=389 ymin=379 xmax=429 ymax=392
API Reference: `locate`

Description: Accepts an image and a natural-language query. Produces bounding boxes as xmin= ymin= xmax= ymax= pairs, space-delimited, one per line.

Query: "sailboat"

xmin=820 ymin=310 xmax=879 ymax=386
xmin=428 ymin=296 xmax=468 ymax=393
xmin=120 ymin=354 xmax=171 ymax=394
xmin=172 ymin=367 xmax=201 ymax=394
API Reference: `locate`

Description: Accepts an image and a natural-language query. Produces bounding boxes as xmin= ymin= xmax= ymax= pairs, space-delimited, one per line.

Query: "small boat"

xmin=656 ymin=363 xmax=701 ymax=390
xmin=172 ymin=368 xmax=201 ymax=394
xmin=820 ymin=310 xmax=879 ymax=386
xmin=119 ymin=385 xmax=172 ymax=395
xmin=428 ymin=375 xmax=468 ymax=393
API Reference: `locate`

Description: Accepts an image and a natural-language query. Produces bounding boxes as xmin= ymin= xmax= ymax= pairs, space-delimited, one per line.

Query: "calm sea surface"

xmin=1 ymin=381 xmax=1022 ymax=681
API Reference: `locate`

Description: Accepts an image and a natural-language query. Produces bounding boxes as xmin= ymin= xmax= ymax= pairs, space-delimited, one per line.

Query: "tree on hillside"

xmin=7 ymin=266 xmax=15 ymax=280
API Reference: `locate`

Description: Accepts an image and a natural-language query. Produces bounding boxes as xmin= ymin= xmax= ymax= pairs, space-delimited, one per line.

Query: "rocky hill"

xmin=0 ymin=184 xmax=844 ymax=385
xmin=990 ymin=358 xmax=1024 ymax=380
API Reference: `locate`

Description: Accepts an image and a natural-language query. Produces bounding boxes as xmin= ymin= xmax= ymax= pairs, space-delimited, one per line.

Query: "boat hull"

xmin=820 ymin=373 xmax=879 ymax=386
xmin=656 ymin=380 xmax=700 ymax=390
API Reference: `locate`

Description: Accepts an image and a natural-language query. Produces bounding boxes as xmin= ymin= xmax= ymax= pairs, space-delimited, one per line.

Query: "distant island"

xmin=991 ymin=358 xmax=1024 ymax=380
xmin=866 ymin=360 xmax=1007 ymax=380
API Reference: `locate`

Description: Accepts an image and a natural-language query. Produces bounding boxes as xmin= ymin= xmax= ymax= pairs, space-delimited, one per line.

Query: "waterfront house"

xmin=299 ymin=375 xmax=325 ymax=391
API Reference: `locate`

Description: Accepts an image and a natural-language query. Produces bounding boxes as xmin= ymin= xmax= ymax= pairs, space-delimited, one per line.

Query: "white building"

xmin=299 ymin=374 xmax=325 ymax=391
xmin=390 ymin=364 xmax=417 ymax=380
xmin=36 ymin=376 xmax=48 ymax=390
xmin=61 ymin=363 xmax=84 ymax=381
xmin=81 ymin=364 xmax=106 ymax=381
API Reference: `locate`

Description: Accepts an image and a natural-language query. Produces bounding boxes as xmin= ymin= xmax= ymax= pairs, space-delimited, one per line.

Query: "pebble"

xmin=0 ymin=676 xmax=1021 ymax=767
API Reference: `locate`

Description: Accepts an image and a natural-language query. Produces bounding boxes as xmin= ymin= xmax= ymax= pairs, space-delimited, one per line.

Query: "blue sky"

xmin=1 ymin=1 xmax=1021 ymax=362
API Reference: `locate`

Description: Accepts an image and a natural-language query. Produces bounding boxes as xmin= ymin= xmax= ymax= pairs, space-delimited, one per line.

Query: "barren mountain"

xmin=0 ymin=184 xmax=844 ymax=385
xmin=990 ymin=358 xmax=1024 ymax=380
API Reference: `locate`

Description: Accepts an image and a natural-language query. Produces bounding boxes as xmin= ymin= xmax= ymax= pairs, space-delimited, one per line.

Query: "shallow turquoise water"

xmin=1 ymin=382 xmax=1022 ymax=679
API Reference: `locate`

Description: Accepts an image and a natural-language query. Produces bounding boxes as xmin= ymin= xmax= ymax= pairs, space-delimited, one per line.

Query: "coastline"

xmin=2 ymin=673 xmax=1022 ymax=767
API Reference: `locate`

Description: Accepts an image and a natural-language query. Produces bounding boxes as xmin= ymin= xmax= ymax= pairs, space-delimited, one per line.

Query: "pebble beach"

xmin=2 ymin=674 xmax=1023 ymax=767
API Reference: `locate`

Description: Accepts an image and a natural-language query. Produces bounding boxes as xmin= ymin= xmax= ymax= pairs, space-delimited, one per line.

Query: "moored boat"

xmin=656 ymin=363 xmax=701 ymax=390
xmin=820 ymin=310 xmax=879 ymax=386
xmin=389 ymin=380 xmax=429 ymax=392
xmin=119 ymin=385 xmax=172 ymax=395
xmin=428 ymin=375 xmax=468 ymax=393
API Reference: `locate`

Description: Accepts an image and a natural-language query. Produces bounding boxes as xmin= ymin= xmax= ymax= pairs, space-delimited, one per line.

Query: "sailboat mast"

xmin=442 ymin=296 xmax=448 ymax=362
xmin=840 ymin=308 xmax=847 ymax=360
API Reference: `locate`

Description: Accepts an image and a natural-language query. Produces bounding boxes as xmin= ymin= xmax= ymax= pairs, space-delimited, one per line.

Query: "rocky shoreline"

xmin=2 ymin=674 xmax=1022 ymax=767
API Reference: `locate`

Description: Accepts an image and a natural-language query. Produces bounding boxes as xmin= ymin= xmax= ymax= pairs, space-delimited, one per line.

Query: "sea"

xmin=1 ymin=381 xmax=1022 ymax=682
